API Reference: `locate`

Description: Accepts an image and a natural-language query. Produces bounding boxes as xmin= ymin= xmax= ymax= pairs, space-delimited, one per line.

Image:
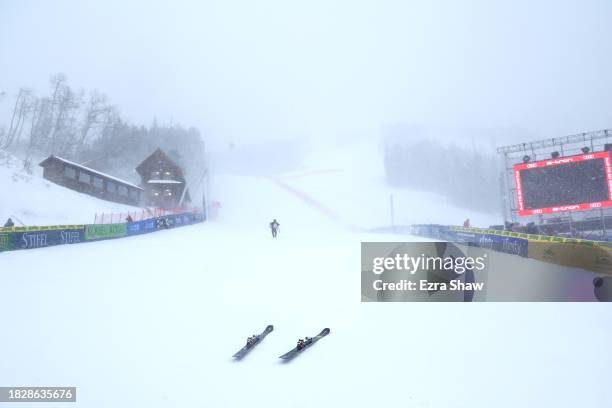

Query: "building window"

xmin=78 ymin=172 xmax=91 ymax=184
xmin=118 ymin=185 xmax=128 ymax=196
xmin=151 ymin=171 xmax=161 ymax=179
xmin=106 ymin=181 xmax=117 ymax=193
xmin=164 ymin=171 xmax=172 ymax=179
xmin=64 ymin=166 xmax=76 ymax=179
xmin=163 ymin=189 xmax=173 ymax=197
xmin=129 ymin=189 xmax=139 ymax=201
xmin=93 ymin=176 xmax=103 ymax=189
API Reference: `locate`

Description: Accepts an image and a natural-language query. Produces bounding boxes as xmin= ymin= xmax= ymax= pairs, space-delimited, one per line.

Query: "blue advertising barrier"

xmin=0 ymin=212 xmax=205 ymax=253
xmin=406 ymin=224 xmax=529 ymax=258
xmin=154 ymin=213 xmax=195 ymax=230
xmin=8 ymin=227 xmax=85 ymax=251
xmin=128 ymin=213 xmax=198 ymax=235
xmin=127 ymin=218 xmax=158 ymax=236
xmin=473 ymin=233 xmax=529 ymax=257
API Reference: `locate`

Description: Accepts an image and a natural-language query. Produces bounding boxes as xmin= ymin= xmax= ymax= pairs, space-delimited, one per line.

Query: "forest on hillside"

xmin=383 ymin=134 xmax=502 ymax=214
xmin=0 ymin=74 xmax=205 ymax=184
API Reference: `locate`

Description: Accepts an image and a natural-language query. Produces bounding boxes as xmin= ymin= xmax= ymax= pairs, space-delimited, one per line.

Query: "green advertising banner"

xmin=0 ymin=233 xmax=11 ymax=251
xmin=85 ymin=224 xmax=127 ymax=241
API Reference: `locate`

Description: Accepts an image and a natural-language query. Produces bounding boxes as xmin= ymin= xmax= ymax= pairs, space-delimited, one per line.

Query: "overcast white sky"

xmin=1 ymin=0 xmax=611 ymax=146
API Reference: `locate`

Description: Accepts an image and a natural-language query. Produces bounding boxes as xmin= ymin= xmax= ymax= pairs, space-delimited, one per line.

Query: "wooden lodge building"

xmin=136 ymin=148 xmax=191 ymax=208
xmin=39 ymin=148 xmax=191 ymax=209
xmin=39 ymin=155 xmax=144 ymax=206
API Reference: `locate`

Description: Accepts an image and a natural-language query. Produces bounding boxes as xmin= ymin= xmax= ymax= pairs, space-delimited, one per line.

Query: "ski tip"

xmin=321 ymin=328 xmax=331 ymax=336
xmin=266 ymin=324 xmax=274 ymax=332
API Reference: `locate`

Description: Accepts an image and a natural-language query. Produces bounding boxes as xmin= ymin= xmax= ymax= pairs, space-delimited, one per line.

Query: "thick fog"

xmin=2 ymin=0 xmax=611 ymax=145
xmin=1 ymin=0 xmax=612 ymax=218
xmin=2 ymin=5 xmax=612 ymax=406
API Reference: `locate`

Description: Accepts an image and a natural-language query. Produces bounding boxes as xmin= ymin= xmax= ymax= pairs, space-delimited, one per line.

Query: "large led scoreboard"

xmin=513 ymin=151 xmax=612 ymax=216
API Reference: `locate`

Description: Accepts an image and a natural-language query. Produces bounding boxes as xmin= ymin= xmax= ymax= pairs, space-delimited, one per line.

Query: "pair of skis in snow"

xmin=232 ymin=325 xmax=330 ymax=360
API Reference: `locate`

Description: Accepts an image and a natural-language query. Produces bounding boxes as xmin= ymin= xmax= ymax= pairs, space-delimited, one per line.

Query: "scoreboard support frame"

xmin=497 ymin=129 xmax=612 ymax=239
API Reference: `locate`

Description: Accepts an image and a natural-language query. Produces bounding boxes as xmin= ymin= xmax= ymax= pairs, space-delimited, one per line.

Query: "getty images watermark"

xmin=361 ymin=242 xmax=490 ymax=302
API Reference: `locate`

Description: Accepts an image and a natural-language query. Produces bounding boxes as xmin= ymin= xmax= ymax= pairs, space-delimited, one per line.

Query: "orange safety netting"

xmin=93 ymin=207 xmax=201 ymax=224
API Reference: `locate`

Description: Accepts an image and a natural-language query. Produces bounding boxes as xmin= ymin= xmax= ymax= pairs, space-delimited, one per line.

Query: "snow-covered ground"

xmin=0 ymin=144 xmax=610 ymax=407
xmin=0 ymin=151 xmax=141 ymax=226
xmin=1 ymin=171 xmax=611 ymax=407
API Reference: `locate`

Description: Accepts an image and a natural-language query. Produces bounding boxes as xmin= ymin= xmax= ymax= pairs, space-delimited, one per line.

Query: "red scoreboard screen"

xmin=513 ymin=151 xmax=612 ymax=216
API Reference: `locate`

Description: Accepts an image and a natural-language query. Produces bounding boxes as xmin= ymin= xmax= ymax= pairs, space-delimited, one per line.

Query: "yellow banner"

xmin=0 ymin=225 xmax=83 ymax=233
xmin=528 ymin=241 xmax=612 ymax=276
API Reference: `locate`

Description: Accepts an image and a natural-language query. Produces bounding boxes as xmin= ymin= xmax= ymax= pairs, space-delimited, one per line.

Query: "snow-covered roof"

xmin=39 ymin=155 xmax=144 ymax=190
xmin=147 ymin=179 xmax=183 ymax=184
xmin=136 ymin=148 xmax=185 ymax=182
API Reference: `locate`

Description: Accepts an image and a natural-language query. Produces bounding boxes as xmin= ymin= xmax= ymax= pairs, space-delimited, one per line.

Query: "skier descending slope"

xmin=232 ymin=325 xmax=274 ymax=359
xmin=269 ymin=219 xmax=280 ymax=238
xmin=279 ymin=328 xmax=330 ymax=360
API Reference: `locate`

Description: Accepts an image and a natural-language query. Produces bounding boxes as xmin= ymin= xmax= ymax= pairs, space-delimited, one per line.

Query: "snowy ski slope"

xmin=280 ymin=140 xmax=502 ymax=229
xmin=0 ymin=149 xmax=611 ymax=407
